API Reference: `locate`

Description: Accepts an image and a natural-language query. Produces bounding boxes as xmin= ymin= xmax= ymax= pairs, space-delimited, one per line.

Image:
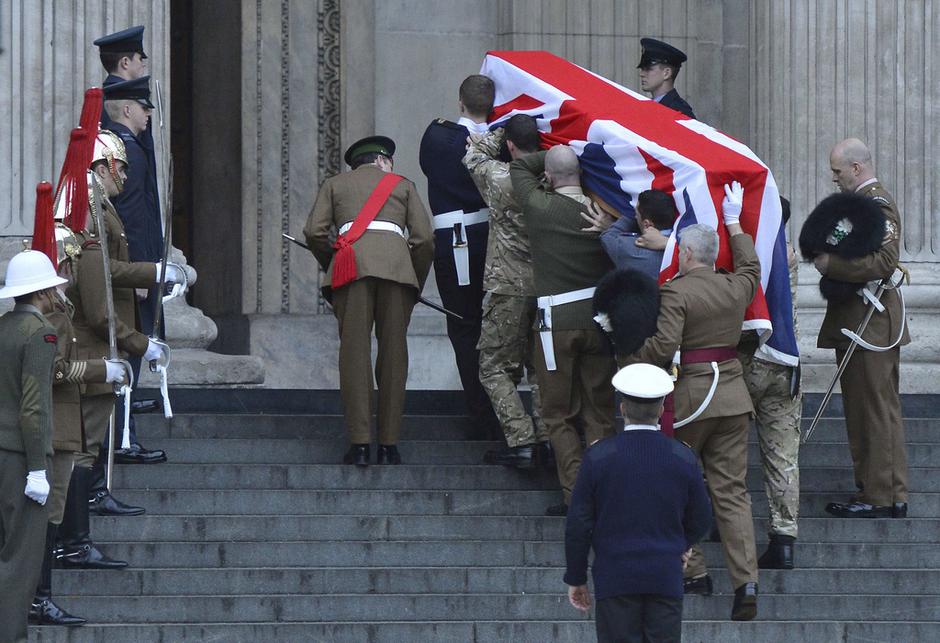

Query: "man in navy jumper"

xmin=564 ymin=363 xmax=712 ymax=642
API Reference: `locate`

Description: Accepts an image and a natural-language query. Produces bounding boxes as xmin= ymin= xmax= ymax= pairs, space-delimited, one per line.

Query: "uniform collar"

xmin=855 ymin=177 xmax=879 ymax=192
xmin=555 ymin=185 xmax=585 ymax=197
xmin=13 ymin=303 xmax=43 ymax=316
xmin=458 ymin=117 xmax=489 ymax=135
xmin=623 ymin=423 xmax=659 ymax=432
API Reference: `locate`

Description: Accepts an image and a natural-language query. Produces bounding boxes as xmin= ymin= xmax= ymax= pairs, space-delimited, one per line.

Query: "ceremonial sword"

xmin=282 ymin=233 xmax=463 ymax=320
xmin=89 ymin=173 xmax=134 ymax=491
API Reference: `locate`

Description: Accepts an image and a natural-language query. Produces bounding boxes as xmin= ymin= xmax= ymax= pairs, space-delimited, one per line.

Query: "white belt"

xmin=433 ymin=208 xmax=489 ymax=286
xmin=536 ymin=286 xmax=596 ymax=371
xmin=338 ymin=220 xmax=406 ymax=238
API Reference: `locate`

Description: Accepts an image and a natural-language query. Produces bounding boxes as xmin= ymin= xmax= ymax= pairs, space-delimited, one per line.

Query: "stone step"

xmin=30 ymin=620 xmax=940 ymax=643
xmin=53 ymin=566 xmax=940 ymax=597
xmin=134 ymin=413 xmax=940 ymax=443
xmin=108 ymin=488 xmax=940 ymax=517
xmin=89 ymin=540 xmax=940 ymax=569
xmin=126 ymin=438 xmax=939 ymax=467
xmin=111 ymin=462 xmax=940 ymax=492
xmin=38 ymin=593 xmax=940 ymax=623
xmin=90 ymin=514 xmax=940 ymax=544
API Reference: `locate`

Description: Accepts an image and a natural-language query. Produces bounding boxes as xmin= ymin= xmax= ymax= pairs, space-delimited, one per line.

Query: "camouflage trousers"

xmin=739 ymin=352 xmax=802 ymax=538
xmin=478 ymin=293 xmax=549 ymax=447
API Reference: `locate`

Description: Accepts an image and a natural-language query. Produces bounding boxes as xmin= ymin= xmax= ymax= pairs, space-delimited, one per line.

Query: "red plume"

xmin=79 ymin=87 xmax=103 ymax=132
xmin=31 ymin=182 xmax=57 ymax=270
xmin=56 ymin=128 xmax=92 ymax=233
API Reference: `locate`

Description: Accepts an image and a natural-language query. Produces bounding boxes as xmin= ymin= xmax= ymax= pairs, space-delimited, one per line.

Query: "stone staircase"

xmin=30 ymin=393 xmax=940 ymax=642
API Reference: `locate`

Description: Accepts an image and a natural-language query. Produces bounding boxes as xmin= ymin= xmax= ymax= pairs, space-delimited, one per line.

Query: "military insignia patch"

xmin=871 ymin=195 xmax=890 ymax=206
xmin=883 ymin=219 xmax=899 ymax=244
xmin=44 ymin=334 xmax=58 ymax=344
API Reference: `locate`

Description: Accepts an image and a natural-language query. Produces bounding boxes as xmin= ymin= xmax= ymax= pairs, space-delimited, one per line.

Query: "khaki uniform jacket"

xmin=0 ymin=305 xmax=56 ymax=471
xmin=817 ymin=181 xmax=911 ymax=350
xmin=67 ymin=199 xmax=157 ymax=397
xmin=629 ymin=234 xmax=761 ymax=421
xmin=304 ymin=165 xmax=434 ymax=292
xmin=510 ymin=151 xmax=614 ymax=331
xmin=49 ymin=295 xmax=107 ymax=452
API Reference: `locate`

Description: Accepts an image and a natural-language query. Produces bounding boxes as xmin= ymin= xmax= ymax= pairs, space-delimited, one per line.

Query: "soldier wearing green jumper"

xmin=0 ymin=249 xmax=66 ymax=643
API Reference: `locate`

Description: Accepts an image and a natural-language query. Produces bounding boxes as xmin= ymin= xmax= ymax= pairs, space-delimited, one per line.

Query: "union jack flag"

xmin=481 ymin=50 xmax=799 ymax=366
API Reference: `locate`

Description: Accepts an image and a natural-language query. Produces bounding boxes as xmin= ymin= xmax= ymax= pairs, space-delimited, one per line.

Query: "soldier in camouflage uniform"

xmin=737 ymin=200 xmax=801 ymax=570
xmin=462 ymin=115 xmax=550 ymax=468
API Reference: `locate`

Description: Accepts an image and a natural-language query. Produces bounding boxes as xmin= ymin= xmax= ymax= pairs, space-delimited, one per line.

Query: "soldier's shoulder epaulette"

xmin=431 ymin=118 xmax=463 ymax=131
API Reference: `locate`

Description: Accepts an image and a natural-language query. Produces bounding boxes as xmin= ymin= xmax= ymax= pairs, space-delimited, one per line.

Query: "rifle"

xmin=282 ymin=233 xmax=463 ymax=320
xmin=88 ymin=173 xmax=133 ymax=491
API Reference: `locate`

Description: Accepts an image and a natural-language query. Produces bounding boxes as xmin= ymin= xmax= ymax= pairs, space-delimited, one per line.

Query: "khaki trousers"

xmin=680 ymin=414 xmax=758 ymax=590
xmin=47 ymin=450 xmax=76 ymax=525
xmin=533 ymin=328 xmax=616 ymax=503
xmin=0 ymin=449 xmax=49 ymax=643
xmin=836 ymin=346 xmax=908 ymax=505
xmin=75 ymin=394 xmax=114 ymax=468
xmin=332 ymin=277 xmax=416 ymax=445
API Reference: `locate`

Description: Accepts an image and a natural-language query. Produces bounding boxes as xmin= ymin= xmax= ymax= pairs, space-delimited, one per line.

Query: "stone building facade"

xmin=1 ymin=0 xmax=937 ymax=391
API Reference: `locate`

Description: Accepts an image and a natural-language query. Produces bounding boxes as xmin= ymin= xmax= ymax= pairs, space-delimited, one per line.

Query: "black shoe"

xmin=758 ymin=534 xmax=795 ymax=570
xmin=29 ymin=598 xmax=86 ymax=626
xmin=683 ymin=574 xmax=713 ymax=596
xmin=88 ymin=490 xmax=145 ymax=516
xmin=376 ymin=444 xmax=401 ymax=465
xmin=483 ymin=445 xmax=535 ymax=469
xmin=731 ymin=582 xmax=758 ymax=621
xmin=825 ymin=501 xmax=894 ymax=518
xmin=534 ymin=442 xmax=555 ymax=469
xmin=114 ymin=443 xmax=167 ymax=464
xmin=130 ymin=398 xmax=161 ymax=414
xmin=59 ymin=544 xmax=128 ymax=570
xmin=893 ymin=502 xmax=908 ymax=518
xmin=545 ymin=503 xmax=568 ymax=516
xmin=343 ymin=444 xmax=370 ymax=467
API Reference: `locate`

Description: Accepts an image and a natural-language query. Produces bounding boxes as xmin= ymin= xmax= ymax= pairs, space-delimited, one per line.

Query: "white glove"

xmin=722 ymin=181 xmax=744 ymax=226
xmin=25 ymin=470 xmax=50 ymax=505
xmin=156 ymin=262 xmax=182 ymax=284
xmin=105 ymin=360 xmax=127 ymax=384
xmin=144 ymin=339 xmax=165 ymax=362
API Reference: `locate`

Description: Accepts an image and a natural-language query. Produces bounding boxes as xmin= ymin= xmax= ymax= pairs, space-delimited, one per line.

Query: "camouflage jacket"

xmin=462 ymin=130 xmax=534 ymax=296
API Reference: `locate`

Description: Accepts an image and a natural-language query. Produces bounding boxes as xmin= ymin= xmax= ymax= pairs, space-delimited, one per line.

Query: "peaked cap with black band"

xmin=344 ymin=136 xmax=396 ymax=167
xmin=103 ymin=76 xmax=155 ymax=109
xmin=637 ymin=38 xmax=688 ymax=69
xmin=592 ymin=268 xmax=660 ymax=357
xmin=799 ymin=191 xmax=886 ymax=303
xmin=93 ymin=25 xmax=148 ymax=58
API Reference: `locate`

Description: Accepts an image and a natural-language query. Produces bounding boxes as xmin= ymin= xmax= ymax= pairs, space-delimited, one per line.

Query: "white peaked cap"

xmin=611 ymin=363 xmax=674 ymax=398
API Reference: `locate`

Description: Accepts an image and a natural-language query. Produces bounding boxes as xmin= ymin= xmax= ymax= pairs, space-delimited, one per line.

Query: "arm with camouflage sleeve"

xmin=462 ymin=129 xmax=510 ymax=211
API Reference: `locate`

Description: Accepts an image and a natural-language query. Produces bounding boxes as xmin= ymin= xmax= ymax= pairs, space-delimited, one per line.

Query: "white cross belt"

xmin=536 ymin=286 xmax=596 ymax=371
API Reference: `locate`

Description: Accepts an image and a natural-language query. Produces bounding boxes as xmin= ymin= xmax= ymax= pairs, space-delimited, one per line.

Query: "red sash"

xmin=331 ymin=173 xmax=403 ymax=288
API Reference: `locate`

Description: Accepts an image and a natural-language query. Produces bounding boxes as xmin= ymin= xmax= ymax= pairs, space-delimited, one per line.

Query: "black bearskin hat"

xmin=592 ymin=268 xmax=660 ymax=357
xmin=798 ymin=192 xmax=886 ymax=303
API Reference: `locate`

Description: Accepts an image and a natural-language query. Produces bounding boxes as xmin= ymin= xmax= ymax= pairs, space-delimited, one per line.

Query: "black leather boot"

xmin=59 ymin=467 xmax=128 ymax=570
xmin=343 ymin=444 xmax=370 ymax=467
xmin=30 ymin=523 xmax=86 ymax=626
xmin=376 ymin=445 xmax=402 ymax=465
xmin=483 ymin=444 xmax=535 ymax=469
xmin=731 ymin=582 xmax=758 ymax=621
xmin=87 ymin=463 xmax=145 ymax=516
xmin=758 ymin=534 xmax=795 ymax=570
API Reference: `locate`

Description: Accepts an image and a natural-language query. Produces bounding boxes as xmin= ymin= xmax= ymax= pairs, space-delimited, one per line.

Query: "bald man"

xmin=814 ymin=138 xmax=910 ymax=518
xmin=510 ymin=146 xmax=617 ymax=516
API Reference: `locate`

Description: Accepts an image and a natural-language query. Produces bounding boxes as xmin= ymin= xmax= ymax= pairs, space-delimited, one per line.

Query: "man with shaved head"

xmin=510 ymin=145 xmax=617 ymax=517
xmin=814 ymin=138 xmax=911 ymax=518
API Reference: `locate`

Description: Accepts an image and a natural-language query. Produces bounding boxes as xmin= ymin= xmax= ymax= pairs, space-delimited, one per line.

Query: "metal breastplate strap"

xmin=433 ymin=209 xmax=489 ymax=286
xmin=338 ymin=220 xmax=406 ymax=238
xmin=536 ymin=286 xmax=596 ymax=371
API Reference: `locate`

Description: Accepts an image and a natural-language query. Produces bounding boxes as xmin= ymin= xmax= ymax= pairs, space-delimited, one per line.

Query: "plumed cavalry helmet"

xmin=92 ymin=129 xmax=128 ymax=191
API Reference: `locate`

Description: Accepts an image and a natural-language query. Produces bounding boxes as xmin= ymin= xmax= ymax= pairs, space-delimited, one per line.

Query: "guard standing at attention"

xmin=637 ymin=38 xmax=696 ymax=119
xmin=305 ymin=136 xmax=434 ymax=467
xmin=419 ymin=75 xmax=501 ymax=439
xmin=0 ymin=250 xmax=63 ymax=643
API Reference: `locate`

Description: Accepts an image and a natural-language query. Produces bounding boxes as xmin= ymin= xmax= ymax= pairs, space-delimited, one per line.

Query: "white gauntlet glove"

xmin=105 ymin=360 xmax=127 ymax=384
xmin=144 ymin=339 xmax=164 ymax=362
xmin=156 ymin=262 xmax=182 ymax=284
xmin=722 ymin=181 xmax=744 ymax=226
xmin=25 ymin=470 xmax=50 ymax=505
